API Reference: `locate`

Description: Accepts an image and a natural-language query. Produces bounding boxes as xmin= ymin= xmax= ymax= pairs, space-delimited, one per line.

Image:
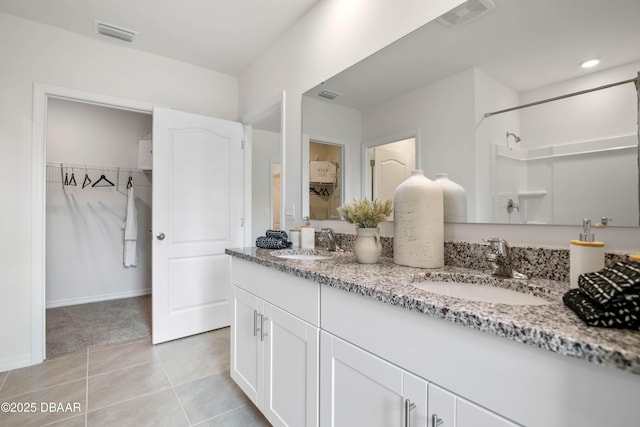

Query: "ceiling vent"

xmin=318 ymin=90 xmax=341 ymax=100
xmin=95 ymin=20 xmax=138 ymax=43
xmin=437 ymin=0 xmax=495 ymax=28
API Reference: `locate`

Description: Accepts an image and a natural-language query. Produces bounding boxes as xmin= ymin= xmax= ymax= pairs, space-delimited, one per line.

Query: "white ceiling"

xmin=0 ymin=0 xmax=319 ymax=75
xmin=305 ymin=0 xmax=640 ymax=110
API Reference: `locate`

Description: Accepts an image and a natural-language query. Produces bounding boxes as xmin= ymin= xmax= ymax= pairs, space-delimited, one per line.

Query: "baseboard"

xmin=46 ymin=288 xmax=151 ymax=309
xmin=0 ymin=353 xmax=33 ymax=373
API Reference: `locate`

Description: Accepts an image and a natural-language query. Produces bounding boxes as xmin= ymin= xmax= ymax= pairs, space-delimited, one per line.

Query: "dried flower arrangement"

xmin=338 ymin=198 xmax=393 ymax=228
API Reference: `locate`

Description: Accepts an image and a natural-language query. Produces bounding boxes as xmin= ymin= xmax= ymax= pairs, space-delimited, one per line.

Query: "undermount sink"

xmin=411 ymin=273 xmax=555 ymax=305
xmin=271 ymin=249 xmax=334 ymax=260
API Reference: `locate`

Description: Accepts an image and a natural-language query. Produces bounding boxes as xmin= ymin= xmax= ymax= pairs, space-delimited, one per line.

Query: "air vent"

xmin=95 ymin=20 xmax=138 ymax=43
xmin=437 ymin=0 xmax=495 ymax=28
xmin=318 ymin=90 xmax=341 ymax=100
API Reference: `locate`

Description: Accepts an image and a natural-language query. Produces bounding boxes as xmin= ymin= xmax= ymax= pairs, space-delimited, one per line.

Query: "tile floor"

xmin=0 ymin=328 xmax=271 ymax=427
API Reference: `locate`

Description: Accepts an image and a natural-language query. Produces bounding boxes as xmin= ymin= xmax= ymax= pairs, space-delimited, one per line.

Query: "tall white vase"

xmin=393 ymin=170 xmax=444 ymax=268
xmin=434 ymin=173 xmax=467 ymax=222
xmin=353 ymin=228 xmax=382 ymax=264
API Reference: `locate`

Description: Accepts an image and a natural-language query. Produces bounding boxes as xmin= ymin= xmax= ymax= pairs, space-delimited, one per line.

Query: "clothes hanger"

xmin=92 ymin=173 xmax=115 ymax=187
xmin=126 ymin=175 xmax=133 ymax=189
xmin=69 ymin=171 xmax=77 ymax=186
xmin=64 ymin=172 xmax=69 ymax=186
xmin=82 ymin=172 xmax=92 ymax=189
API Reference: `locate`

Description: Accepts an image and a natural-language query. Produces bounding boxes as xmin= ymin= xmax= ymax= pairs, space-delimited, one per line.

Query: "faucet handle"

xmin=483 ymin=237 xmax=510 ymax=256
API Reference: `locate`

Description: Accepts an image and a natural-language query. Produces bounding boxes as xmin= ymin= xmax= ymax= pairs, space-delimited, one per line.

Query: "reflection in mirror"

xmin=302 ymin=0 xmax=640 ymax=227
xmin=368 ymin=137 xmax=415 ymax=202
xmin=309 ymin=140 xmax=342 ymax=220
xmin=248 ymin=103 xmax=282 ymax=243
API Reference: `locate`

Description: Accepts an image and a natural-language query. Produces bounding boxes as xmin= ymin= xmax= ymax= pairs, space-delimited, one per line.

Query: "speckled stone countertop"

xmin=226 ymin=247 xmax=640 ymax=375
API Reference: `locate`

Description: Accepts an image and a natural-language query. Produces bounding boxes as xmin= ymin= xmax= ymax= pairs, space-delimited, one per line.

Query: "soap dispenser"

xmin=569 ymin=219 xmax=605 ymax=288
xmin=301 ymin=217 xmax=315 ymax=249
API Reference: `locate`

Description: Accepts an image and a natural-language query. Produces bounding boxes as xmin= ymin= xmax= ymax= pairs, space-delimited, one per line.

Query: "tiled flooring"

xmin=0 ymin=328 xmax=271 ymax=427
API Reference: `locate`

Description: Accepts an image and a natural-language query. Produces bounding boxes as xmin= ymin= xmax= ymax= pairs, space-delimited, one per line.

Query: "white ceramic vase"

xmin=434 ymin=173 xmax=467 ymax=222
xmin=353 ymin=227 xmax=382 ymax=264
xmin=393 ymin=170 xmax=444 ymax=268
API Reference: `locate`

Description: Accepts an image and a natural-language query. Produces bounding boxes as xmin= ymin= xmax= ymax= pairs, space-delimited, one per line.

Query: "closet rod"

xmin=484 ymin=76 xmax=638 ymax=118
xmin=46 ymin=162 xmax=145 ymax=174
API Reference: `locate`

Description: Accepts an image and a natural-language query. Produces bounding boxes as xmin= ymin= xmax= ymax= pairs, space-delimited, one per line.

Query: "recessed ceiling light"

xmin=581 ymin=59 xmax=600 ymax=69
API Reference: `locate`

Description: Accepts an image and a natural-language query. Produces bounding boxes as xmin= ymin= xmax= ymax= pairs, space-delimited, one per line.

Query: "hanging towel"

xmin=123 ymin=185 xmax=138 ymax=267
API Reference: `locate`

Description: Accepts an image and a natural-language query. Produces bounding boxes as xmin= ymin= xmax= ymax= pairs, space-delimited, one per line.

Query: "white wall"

xmin=0 ymin=12 xmax=238 ymax=370
xmin=46 ymin=98 xmax=152 ymax=307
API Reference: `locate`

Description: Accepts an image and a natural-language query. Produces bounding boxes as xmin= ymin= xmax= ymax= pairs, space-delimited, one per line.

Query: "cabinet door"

xmin=263 ymin=303 xmax=319 ymax=427
xmin=456 ymin=399 xmax=520 ymax=427
xmin=428 ymin=383 xmax=456 ymax=427
xmin=320 ymin=332 xmax=405 ymax=427
xmin=230 ymin=286 xmax=264 ymax=408
xmin=404 ymin=371 xmax=428 ymax=427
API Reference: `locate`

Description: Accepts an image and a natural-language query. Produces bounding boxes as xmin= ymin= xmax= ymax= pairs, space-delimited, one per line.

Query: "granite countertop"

xmin=226 ymin=247 xmax=640 ymax=375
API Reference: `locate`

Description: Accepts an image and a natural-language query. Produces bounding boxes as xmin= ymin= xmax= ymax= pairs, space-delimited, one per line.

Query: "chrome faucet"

xmin=483 ymin=238 xmax=527 ymax=279
xmin=316 ymin=228 xmax=342 ymax=252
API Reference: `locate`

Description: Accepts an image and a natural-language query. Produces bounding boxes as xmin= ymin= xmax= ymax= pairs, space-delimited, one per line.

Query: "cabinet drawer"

xmin=231 ymin=258 xmax=319 ymax=326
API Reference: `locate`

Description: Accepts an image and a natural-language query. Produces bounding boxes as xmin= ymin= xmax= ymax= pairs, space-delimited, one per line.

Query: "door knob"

xmin=156 ymin=232 xmax=165 ymax=240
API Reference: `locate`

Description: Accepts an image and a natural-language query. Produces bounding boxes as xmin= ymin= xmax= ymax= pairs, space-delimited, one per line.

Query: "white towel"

xmin=123 ymin=185 xmax=138 ymax=267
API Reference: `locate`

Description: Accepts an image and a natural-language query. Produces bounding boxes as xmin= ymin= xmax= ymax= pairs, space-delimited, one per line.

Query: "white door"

xmin=373 ymin=145 xmax=413 ymax=203
xmin=264 ymin=302 xmax=319 ymax=427
xmin=152 ymin=107 xmax=244 ymax=344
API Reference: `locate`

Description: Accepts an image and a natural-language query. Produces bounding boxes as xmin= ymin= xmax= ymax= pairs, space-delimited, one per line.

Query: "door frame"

xmin=362 ymin=129 xmax=421 ymax=199
xmin=31 ymin=83 xmax=155 ymax=364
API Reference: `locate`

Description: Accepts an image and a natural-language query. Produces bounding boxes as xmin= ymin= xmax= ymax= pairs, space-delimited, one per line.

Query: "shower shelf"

xmin=517 ymin=190 xmax=547 ymax=198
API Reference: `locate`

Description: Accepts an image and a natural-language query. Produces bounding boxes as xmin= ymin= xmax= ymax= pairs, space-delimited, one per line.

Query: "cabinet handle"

xmin=404 ymin=399 xmax=416 ymax=427
xmin=260 ymin=315 xmax=269 ymax=342
xmin=431 ymin=414 xmax=443 ymax=427
xmin=253 ymin=310 xmax=259 ymax=337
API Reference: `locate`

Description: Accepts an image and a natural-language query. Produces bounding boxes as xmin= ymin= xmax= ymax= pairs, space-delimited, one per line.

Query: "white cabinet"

xmin=320 ymin=332 xmax=428 ymax=427
xmin=263 ymin=302 xmax=319 ymax=427
xmin=231 ymin=286 xmax=263 ymax=406
xmin=428 ymin=384 xmax=518 ymax=427
xmin=230 ymin=259 xmax=319 ymax=427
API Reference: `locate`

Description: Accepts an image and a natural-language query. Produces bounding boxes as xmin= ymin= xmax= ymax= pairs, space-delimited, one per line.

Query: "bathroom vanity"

xmin=227 ymin=247 xmax=640 ymax=427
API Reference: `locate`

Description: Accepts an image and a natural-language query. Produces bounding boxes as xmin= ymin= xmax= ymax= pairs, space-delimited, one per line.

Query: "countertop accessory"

xmin=434 ymin=172 xmax=467 ymax=222
xmin=393 ymin=170 xmax=444 ymax=268
xmin=338 ymin=198 xmax=392 ymax=264
xmin=301 ymin=217 xmax=315 ymax=249
xmin=256 ymin=229 xmax=292 ymax=249
xmin=569 ymin=218 xmax=605 ymax=288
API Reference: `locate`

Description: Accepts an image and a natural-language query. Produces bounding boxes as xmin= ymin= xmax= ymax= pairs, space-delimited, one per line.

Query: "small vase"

xmin=353 ymin=227 xmax=382 ymax=264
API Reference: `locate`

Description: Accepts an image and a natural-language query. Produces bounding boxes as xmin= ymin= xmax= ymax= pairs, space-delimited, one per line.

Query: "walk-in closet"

xmin=45 ymin=97 xmax=153 ymax=356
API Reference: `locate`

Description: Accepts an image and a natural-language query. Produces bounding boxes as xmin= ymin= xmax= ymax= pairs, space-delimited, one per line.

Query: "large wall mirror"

xmin=245 ymin=97 xmax=283 ymax=244
xmin=302 ymin=0 xmax=640 ymax=227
